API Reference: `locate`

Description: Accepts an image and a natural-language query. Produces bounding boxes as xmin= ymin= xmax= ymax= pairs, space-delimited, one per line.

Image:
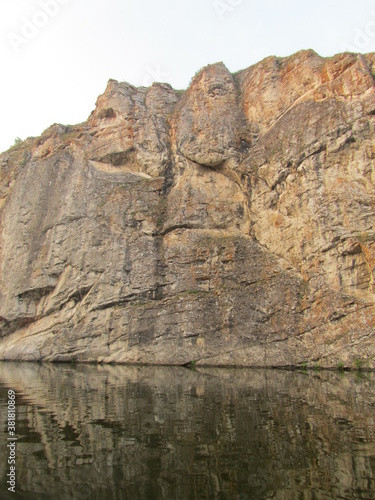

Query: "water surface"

xmin=0 ymin=363 xmax=374 ymax=499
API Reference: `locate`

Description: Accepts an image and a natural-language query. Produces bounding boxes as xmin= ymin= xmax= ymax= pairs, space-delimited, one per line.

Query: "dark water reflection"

xmin=0 ymin=363 xmax=374 ymax=499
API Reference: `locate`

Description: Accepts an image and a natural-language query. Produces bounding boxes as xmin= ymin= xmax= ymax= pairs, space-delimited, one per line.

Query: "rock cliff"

xmin=1 ymin=50 xmax=375 ymax=368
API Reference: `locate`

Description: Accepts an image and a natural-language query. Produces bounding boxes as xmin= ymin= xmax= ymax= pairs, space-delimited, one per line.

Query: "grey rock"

xmin=0 ymin=50 xmax=375 ymax=368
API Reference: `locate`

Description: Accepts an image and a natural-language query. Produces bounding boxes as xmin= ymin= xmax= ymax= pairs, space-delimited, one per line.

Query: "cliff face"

xmin=1 ymin=50 xmax=375 ymax=368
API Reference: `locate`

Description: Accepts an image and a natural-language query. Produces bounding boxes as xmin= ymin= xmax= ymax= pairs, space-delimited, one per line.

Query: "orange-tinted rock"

xmin=0 ymin=50 xmax=374 ymax=368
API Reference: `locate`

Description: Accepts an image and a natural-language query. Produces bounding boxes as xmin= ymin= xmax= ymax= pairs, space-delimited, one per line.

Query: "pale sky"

xmin=1 ymin=0 xmax=375 ymax=154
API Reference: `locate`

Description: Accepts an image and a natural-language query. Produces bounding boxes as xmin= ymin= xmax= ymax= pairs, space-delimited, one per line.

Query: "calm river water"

xmin=0 ymin=362 xmax=374 ymax=499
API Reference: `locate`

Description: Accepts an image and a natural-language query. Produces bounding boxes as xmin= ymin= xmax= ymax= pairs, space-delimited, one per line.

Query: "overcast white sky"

xmin=1 ymin=0 xmax=375 ymax=153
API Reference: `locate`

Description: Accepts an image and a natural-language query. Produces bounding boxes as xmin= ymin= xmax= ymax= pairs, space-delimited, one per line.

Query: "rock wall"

xmin=1 ymin=50 xmax=375 ymax=368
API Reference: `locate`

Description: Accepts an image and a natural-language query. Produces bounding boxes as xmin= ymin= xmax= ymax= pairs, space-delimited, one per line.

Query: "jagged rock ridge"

xmin=1 ymin=50 xmax=375 ymax=368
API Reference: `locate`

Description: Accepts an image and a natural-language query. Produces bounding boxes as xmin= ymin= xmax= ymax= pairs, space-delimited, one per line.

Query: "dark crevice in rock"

xmin=161 ymin=159 xmax=175 ymax=194
xmin=158 ymin=223 xmax=197 ymax=237
xmin=0 ymin=316 xmax=42 ymax=337
xmin=68 ymin=286 xmax=94 ymax=304
xmin=92 ymin=148 xmax=136 ymax=166
xmin=96 ymin=107 xmax=116 ymax=120
xmin=17 ymin=286 xmax=55 ymax=302
xmin=91 ymin=287 xmax=166 ymax=313
xmin=330 ymin=311 xmax=347 ymax=322
xmin=43 ymin=216 xmax=89 ymax=234
xmin=293 ymin=145 xmax=326 ymax=171
xmin=0 ymin=316 xmax=10 ymax=325
xmin=271 ymin=170 xmax=290 ymax=191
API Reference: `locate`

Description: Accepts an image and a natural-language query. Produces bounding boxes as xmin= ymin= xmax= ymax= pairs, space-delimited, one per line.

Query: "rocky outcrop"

xmin=1 ymin=50 xmax=375 ymax=368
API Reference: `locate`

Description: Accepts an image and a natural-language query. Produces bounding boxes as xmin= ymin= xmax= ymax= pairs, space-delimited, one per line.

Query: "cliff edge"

xmin=1 ymin=50 xmax=375 ymax=368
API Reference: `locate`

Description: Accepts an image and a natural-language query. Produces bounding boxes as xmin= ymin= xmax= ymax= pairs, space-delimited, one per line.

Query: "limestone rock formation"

xmin=1 ymin=50 xmax=375 ymax=368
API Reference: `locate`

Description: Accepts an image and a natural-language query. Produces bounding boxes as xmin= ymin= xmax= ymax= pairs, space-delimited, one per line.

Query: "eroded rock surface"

xmin=1 ymin=50 xmax=375 ymax=368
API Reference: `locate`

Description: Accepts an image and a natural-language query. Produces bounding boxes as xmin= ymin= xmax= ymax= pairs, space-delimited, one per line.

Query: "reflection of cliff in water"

xmin=0 ymin=363 xmax=374 ymax=500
